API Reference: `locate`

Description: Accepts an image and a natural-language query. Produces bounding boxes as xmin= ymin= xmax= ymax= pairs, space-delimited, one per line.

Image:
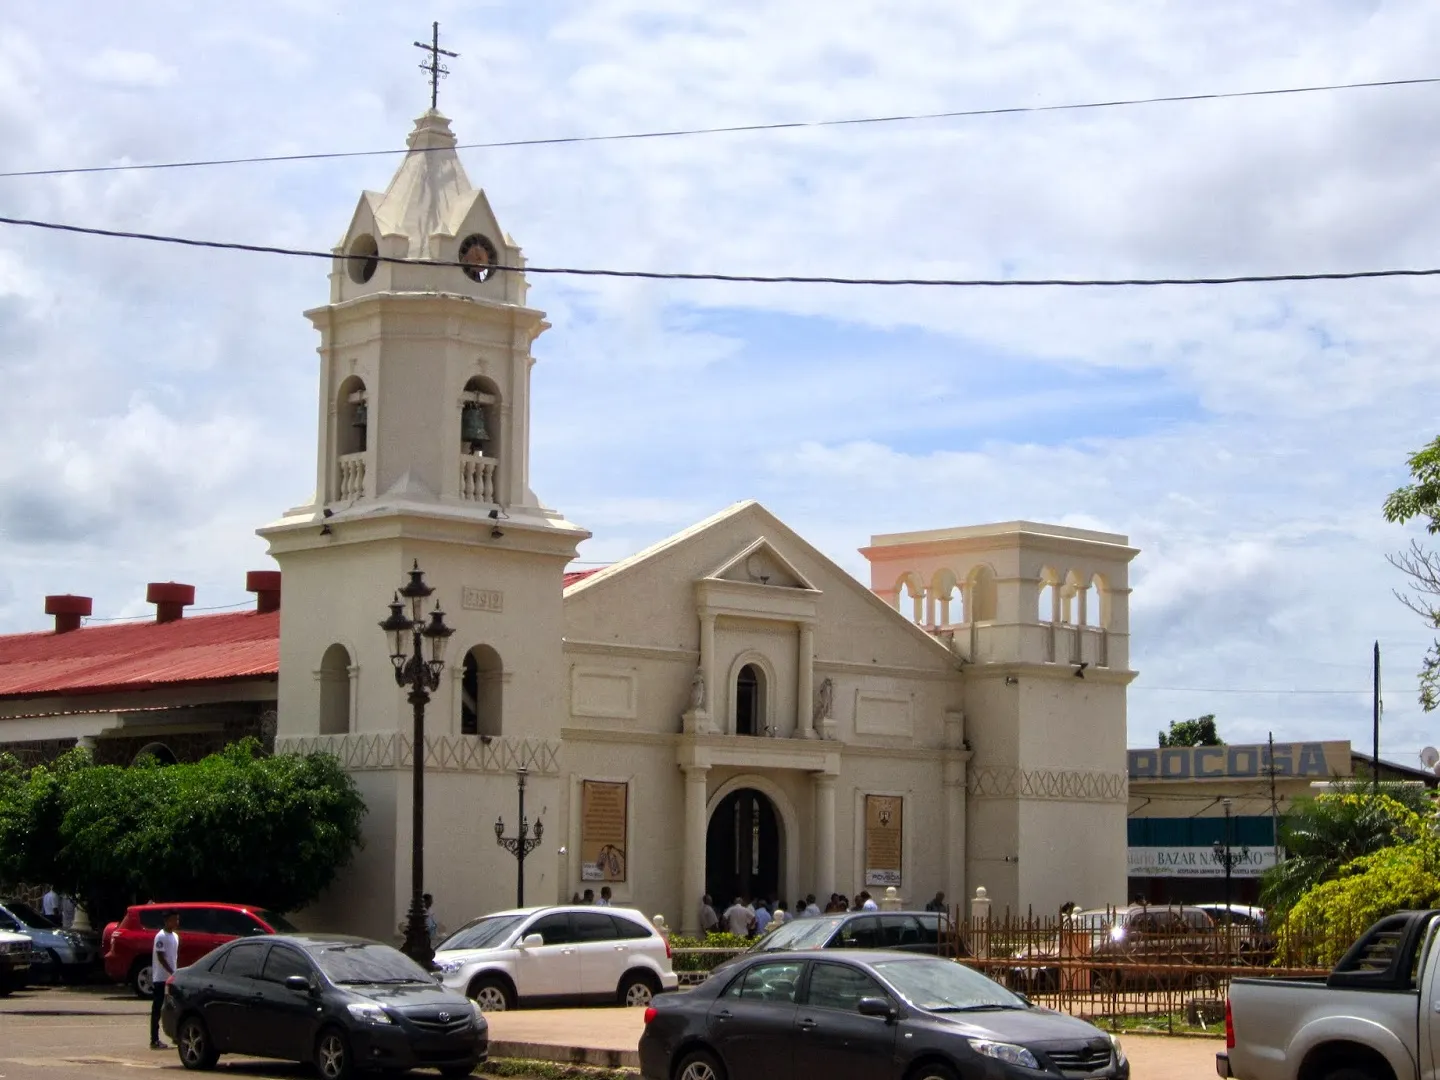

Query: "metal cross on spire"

xmin=414 ymin=21 xmax=459 ymax=111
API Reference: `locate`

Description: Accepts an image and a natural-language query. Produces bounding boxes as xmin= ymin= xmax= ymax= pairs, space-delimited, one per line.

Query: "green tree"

xmin=0 ymin=740 xmax=365 ymax=919
xmin=1158 ymin=715 xmax=1222 ymax=747
xmin=1260 ymin=785 xmax=1434 ymax=917
xmin=1278 ymin=801 xmax=1440 ymax=966
xmin=1382 ymin=435 xmax=1440 ymax=709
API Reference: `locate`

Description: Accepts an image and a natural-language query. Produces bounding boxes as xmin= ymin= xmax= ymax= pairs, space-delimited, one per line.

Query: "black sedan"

xmin=160 ymin=933 xmax=486 ymax=1078
xmin=640 ymin=949 xmax=1129 ymax=1080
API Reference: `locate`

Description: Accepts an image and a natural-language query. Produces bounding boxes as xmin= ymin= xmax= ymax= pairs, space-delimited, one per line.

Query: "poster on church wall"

xmin=864 ymin=795 xmax=903 ymax=887
xmin=580 ymin=780 xmax=628 ymax=882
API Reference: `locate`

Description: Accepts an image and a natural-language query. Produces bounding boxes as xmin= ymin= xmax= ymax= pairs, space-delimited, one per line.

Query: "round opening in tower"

xmin=459 ymin=234 xmax=498 ymax=282
xmin=347 ymin=234 xmax=379 ymax=284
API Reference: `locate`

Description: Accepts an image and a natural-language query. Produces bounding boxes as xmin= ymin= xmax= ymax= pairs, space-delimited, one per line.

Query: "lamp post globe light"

xmin=379 ymin=560 xmax=454 ymax=966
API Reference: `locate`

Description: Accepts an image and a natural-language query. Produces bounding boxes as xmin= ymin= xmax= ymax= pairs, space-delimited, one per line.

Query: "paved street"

xmin=0 ymin=985 xmax=1225 ymax=1079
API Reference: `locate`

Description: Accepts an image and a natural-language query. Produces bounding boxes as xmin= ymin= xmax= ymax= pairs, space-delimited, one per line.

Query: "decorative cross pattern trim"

xmin=275 ymin=733 xmax=560 ymax=774
xmin=967 ymin=765 xmax=1127 ymax=803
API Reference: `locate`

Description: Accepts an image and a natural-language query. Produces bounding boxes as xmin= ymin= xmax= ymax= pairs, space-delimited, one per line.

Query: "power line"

xmin=1131 ymin=686 xmax=1371 ymax=695
xmin=5 ymin=214 xmax=1440 ymax=290
xmin=3 ymin=75 xmax=1438 ymax=181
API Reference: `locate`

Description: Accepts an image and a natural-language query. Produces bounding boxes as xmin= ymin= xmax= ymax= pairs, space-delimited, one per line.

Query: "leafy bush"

xmin=0 ymin=739 xmax=365 ymax=920
xmin=668 ymin=931 xmax=751 ymax=972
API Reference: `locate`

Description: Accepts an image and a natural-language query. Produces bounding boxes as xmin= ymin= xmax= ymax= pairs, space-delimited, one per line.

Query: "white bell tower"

xmin=259 ymin=107 xmax=588 ymax=748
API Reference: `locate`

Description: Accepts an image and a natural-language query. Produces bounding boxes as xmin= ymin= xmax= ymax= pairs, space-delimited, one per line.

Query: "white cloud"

xmin=86 ymin=48 xmax=177 ymax=89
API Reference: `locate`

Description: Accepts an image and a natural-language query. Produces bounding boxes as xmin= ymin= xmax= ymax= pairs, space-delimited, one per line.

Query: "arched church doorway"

xmin=705 ymin=788 xmax=782 ymax=907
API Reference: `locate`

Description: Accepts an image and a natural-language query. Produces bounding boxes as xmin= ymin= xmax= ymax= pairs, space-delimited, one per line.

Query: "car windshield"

xmin=309 ymin=943 xmax=433 ymax=985
xmin=873 ymin=958 xmax=1028 ymax=1012
xmin=437 ymin=915 xmax=526 ymax=953
xmin=4 ymin=902 xmax=57 ymax=930
xmin=748 ymin=916 xmax=846 ymax=952
xmin=259 ymin=910 xmax=299 ymax=932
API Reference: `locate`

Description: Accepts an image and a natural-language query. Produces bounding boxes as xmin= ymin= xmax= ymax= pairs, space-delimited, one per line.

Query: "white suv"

xmin=433 ymin=905 xmax=679 ymax=1011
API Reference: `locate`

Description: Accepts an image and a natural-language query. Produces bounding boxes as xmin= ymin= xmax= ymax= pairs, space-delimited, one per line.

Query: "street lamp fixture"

xmin=1211 ymin=797 xmax=1250 ymax=929
xmin=495 ymin=767 xmax=544 ymax=908
xmin=379 ymin=560 xmax=454 ymax=967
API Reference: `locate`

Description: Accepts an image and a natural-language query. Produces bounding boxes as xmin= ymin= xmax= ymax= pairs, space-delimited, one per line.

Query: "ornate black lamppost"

xmin=379 ymin=561 xmax=454 ymax=966
xmin=1211 ymin=797 xmax=1249 ymax=932
xmin=495 ymin=767 xmax=544 ymax=908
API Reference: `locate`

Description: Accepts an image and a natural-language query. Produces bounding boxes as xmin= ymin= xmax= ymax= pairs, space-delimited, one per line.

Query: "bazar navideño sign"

xmin=1128 ymin=741 xmax=1350 ymax=781
xmin=864 ymin=795 xmax=903 ymax=888
xmin=1128 ymin=846 xmax=1281 ymax=879
xmin=580 ymin=780 xmax=628 ymax=883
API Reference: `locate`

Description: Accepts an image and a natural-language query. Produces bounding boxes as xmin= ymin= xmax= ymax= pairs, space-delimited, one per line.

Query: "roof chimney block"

xmin=246 ymin=570 xmax=281 ymax=614
xmin=146 ymin=582 xmax=196 ymax=624
xmin=44 ymin=594 xmax=93 ymax=634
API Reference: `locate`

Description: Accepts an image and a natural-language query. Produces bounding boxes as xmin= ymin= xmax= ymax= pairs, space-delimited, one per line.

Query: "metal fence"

xmin=947 ymin=907 xmax=1349 ymax=1024
xmin=670 ymin=908 xmax=1352 ymax=1023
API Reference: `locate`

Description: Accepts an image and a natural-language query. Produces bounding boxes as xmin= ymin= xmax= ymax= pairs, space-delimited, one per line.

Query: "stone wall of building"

xmin=91 ymin=707 xmax=277 ymax=766
xmin=0 ymin=737 xmax=80 ymax=766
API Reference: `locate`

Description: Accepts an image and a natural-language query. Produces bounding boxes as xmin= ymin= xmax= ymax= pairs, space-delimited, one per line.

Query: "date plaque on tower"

xmin=462 ymin=587 xmax=504 ymax=613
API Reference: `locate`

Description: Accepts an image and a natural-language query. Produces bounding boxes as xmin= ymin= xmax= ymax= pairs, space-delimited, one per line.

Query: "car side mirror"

xmin=857 ymin=997 xmax=896 ymax=1022
xmin=520 ymin=934 xmax=544 ymax=949
xmin=283 ymin=975 xmax=311 ymax=993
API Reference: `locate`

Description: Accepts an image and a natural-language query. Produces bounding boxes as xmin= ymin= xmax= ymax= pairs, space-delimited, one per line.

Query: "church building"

xmin=0 ymin=105 xmax=1137 ymax=941
xmin=258 ymin=106 xmax=1137 ymax=939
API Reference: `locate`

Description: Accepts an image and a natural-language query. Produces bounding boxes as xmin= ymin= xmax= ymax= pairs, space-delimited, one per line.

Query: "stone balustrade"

xmin=338 ymin=453 xmax=367 ymax=501
xmin=460 ymin=455 xmax=497 ymax=502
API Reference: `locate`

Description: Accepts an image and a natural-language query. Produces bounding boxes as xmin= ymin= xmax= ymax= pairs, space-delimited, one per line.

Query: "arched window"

xmin=461 ymin=377 xmax=499 ymax=457
xmin=337 ymin=376 xmax=367 ymax=455
xmin=319 ymin=644 xmax=352 ymax=735
xmin=1037 ymin=567 xmax=1060 ymax=623
xmin=1086 ymin=574 xmax=1109 ymax=629
xmin=896 ymin=573 xmax=925 ymax=624
xmin=462 ymin=645 xmax=503 ymax=738
xmin=930 ymin=569 xmax=958 ymax=626
xmin=967 ymin=566 xmax=997 ymax=623
xmin=735 ymin=663 xmax=767 ymax=736
xmin=1060 ymin=570 xmax=1085 ymax=624
xmin=134 ymin=742 xmax=176 ymax=766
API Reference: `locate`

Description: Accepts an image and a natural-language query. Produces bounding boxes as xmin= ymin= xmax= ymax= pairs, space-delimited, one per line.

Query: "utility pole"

xmin=1267 ymin=730 xmax=1280 ymax=866
xmin=1373 ymin=641 xmax=1382 ymax=795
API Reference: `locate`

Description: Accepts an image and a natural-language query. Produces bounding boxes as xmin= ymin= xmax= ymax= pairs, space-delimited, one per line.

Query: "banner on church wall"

xmin=864 ymin=795 xmax=903 ymax=887
xmin=580 ymin=781 xmax=628 ymax=883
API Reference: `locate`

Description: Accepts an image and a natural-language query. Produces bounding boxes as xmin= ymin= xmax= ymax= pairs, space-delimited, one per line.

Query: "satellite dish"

xmin=1421 ymin=746 xmax=1439 ymax=768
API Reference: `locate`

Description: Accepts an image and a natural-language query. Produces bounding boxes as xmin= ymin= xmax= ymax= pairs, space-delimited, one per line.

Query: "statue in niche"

xmin=688 ymin=667 xmax=706 ymax=712
xmin=813 ymin=677 xmax=834 ymax=723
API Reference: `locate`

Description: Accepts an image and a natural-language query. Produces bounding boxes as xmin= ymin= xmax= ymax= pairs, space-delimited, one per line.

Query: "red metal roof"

xmin=563 ymin=567 xmax=605 ymax=588
xmin=0 ymin=610 xmax=280 ymax=700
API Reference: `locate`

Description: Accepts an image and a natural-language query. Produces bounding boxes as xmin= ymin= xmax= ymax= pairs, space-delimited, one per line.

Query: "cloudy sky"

xmin=2 ymin=0 xmax=1439 ymax=756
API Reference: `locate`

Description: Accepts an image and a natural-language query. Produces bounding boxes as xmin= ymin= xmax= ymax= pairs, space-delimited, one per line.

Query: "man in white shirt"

xmin=722 ymin=898 xmax=753 ymax=937
xmin=598 ymin=887 xmax=613 ymax=907
xmin=698 ymin=894 xmax=719 ymax=934
xmin=41 ymin=888 xmax=60 ymax=921
xmin=860 ymin=891 xmax=879 ymax=912
xmin=148 ymin=911 xmax=180 ymax=1049
xmin=803 ymin=894 xmax=820 ymax=917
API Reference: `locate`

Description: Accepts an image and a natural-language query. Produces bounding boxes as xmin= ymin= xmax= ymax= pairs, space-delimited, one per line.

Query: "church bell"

xmin=461 ymin=401 xmax=489 ymax=444
xmin=352 ymin=401 xmax=368 ymax=429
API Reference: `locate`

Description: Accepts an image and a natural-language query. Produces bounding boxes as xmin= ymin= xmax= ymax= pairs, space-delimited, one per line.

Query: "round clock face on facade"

xmin=459 ymin=234 xmax=498 ymax=282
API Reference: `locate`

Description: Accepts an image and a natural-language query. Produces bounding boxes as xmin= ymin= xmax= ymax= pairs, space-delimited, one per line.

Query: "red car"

xmin=102 ymin=902 xmax=297 ymax=997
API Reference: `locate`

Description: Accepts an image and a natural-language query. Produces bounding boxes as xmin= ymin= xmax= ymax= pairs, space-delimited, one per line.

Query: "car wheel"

xmin=176 ymin=1015 xmax=219 ymax=1071
xmin=0 ymin=973 xmax=13 ymax=998
xmin=907 ymin=1064 xmax=960 ymax=1080
xmin=314 ymin=1027 xmax=353 ymax=1080
xmin=618 ymin=970 xmax=659 ymax=1008
xmin=1323 ymin=1070 xmax=1385 ymax=1080
xmin=131 ymin=960 xmax=154 ymax=999
xmin=675 ymin=1048 xmax=726 ymax=1080
xmin=466 ymin=975 xmax=514 ymax=1012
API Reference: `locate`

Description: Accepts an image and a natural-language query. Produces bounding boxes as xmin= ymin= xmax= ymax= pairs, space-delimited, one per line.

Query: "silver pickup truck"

xmin=1219 ymin=909 xmax=1440 ymax=1080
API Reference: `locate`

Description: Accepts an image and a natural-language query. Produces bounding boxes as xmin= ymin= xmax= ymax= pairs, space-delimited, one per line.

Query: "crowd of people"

xmin=695 ymin=888 xmax=947 ymax=938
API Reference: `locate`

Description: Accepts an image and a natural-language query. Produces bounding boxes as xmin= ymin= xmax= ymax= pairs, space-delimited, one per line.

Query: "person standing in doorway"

xmin=925 ymin=891 xmax=946 ymax=913
xmin=698 ymin=895 xmax=719 ymax=933
xmin=598 ymin=887 xmax=613 ymax=906
xmin=148 ymin=911 xmax=180 ymax=1049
